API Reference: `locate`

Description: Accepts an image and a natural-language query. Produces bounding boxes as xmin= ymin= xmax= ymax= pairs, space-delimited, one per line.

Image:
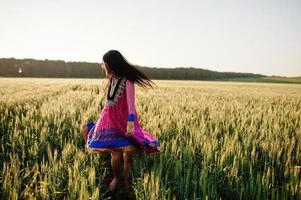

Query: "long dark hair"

xmin=101 ymin=50 xmax=156 ymax=93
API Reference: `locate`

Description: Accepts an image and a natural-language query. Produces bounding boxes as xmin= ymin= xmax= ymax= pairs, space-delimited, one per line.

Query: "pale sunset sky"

xmin=0 ymin=0 xmax=300 ymax=77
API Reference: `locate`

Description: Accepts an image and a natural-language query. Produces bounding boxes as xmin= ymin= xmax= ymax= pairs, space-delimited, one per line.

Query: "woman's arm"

xmin=126 ymin=79 xmax=136 ymax=136
xmin=126 ymin=79 xmax=136 ymax=116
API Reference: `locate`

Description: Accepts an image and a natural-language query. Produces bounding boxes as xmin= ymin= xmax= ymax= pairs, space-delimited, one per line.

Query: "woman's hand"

xmin=126 ymin=121 xmax=134 ymax=136
xmin=126 ymin=113 xmax=135 ymax=136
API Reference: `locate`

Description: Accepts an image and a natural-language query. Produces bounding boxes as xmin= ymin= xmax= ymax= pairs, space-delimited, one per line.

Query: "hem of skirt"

xmin=87 ymin=145 xmax=138 ymax=153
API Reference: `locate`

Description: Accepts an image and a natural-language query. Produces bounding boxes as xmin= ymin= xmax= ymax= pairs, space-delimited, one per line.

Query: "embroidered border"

xmin=90 ymin=128 xmax=124 ymax=141
xmin=106 ymin=77 xmax=126 ymax=107
xmin=87 ymin=127 xmax=137 ymax=148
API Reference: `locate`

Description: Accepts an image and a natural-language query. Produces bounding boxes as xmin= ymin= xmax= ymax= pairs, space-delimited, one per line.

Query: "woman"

xmin=82 ymin=50 xmax=160 ymax=192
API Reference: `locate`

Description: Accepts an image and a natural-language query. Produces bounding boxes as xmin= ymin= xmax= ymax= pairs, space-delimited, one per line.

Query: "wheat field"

xmin=0 ymin=78 xmax=301 ymax=200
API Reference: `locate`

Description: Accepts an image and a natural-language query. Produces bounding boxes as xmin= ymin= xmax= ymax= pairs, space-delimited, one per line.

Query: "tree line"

xmin=0 ymin=58 xmax=265 ymax=80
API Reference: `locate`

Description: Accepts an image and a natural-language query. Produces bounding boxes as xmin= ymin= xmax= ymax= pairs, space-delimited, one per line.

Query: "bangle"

xmin=128 ymin=113 xmax=135 ymax=121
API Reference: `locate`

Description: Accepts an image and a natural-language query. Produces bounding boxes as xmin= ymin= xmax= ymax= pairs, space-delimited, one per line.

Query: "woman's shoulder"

xmin=125 ymin=79 xmax=136 ymax=91
xmin=124 ymin=78 xmax=134 ymax=84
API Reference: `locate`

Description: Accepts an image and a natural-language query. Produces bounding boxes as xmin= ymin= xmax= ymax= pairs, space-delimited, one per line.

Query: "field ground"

xmin=0 ymin=78 xmax=301 ymax=200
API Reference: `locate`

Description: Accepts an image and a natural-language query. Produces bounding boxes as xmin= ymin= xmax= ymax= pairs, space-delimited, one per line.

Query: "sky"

xmin=0 ymin=0 xmax=300 ymax=77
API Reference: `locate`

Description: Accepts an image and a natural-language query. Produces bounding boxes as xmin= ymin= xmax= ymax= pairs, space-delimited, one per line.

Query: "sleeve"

xmin=126 ymin=79 xmax=136 ymax=120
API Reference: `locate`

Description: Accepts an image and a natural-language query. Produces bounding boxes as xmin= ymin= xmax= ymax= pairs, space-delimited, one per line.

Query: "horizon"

xmin=0 ymin=56 xmax=286 ymax=77
xmin=1 ymin=0 xmax=300 ymax=77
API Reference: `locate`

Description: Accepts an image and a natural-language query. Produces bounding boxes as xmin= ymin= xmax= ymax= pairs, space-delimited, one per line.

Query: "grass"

xmin=0 ymin=78 xmax=301 ymax=199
